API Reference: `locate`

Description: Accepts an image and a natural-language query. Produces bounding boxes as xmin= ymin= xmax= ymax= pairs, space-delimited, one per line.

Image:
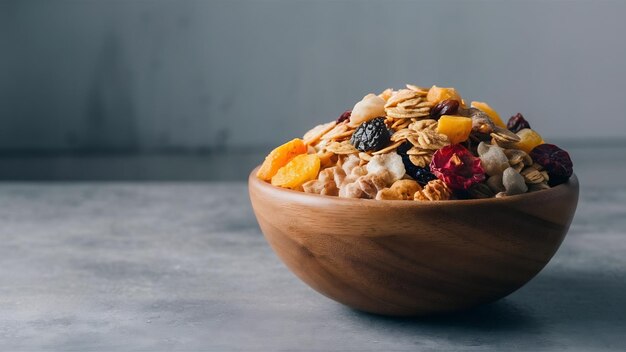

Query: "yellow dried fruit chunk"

xmin=271 ymin=154 xmax=321 ymax=189
xmin=515 ymin=128 xmax=544 ymax=153
xmin=470 ymin=101 xmax=506 ymax=128
xmin=426 ymin=85 xmax=462 ymax=104
xmin=256 ymin=138 xmax=307 ymax=181
xmin=436 ymin=115 xmax=472 ymax=144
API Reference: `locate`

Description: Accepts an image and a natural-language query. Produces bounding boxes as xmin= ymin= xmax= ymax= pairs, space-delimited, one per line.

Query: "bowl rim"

xmin=249 ymin=166 xmax=579 ymax=207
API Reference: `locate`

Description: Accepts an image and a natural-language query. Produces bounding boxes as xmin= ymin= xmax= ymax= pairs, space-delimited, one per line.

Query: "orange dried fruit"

xmin=426 ymin=85 xmax=462 ymax=104
xmin=436 ymin=115 xmax=473 ymax=144
xmin=256 ymin=138 xmax=307 ymax=181
xmin=470 ymin=101 xmax=506 ymax=128
xmin=515 ymin=128 xmax=544 ymax=153
xmin=271 ymin=154 xmax=321 ymax=189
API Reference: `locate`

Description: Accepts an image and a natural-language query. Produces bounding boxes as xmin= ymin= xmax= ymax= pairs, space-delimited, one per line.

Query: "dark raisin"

xmin=529 ymin=144 xmax=573 ymax=186
xmin=430 ymin=99 xmax=460 ymax=119
xmin=350 ymin=117 xmax=391 ymax=152
xmin=336 ymin=110 xmax=351 ymax=124
xmin=397 ymin=141 xmax=412 ymax=154
xmin=507 ymin=113 xmax=531 ymax=133
xmin=411 ymin=166 xmax=438 ymax=186
xmin=396 ymin=143 xmax=438 ymax=185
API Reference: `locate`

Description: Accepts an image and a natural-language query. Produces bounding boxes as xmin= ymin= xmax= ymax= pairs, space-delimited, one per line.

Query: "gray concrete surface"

xmin=2 ymin=0 xmax=626 ymax=152
xmin=0 ymin=170 xmax=625 ymax=350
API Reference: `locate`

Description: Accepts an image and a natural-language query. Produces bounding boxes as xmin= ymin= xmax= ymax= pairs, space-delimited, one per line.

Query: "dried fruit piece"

xmin=257 ymin=138 xmax=307 ymax=181
xmin=426 ymin=86 xmax=462 ymax=104
xmin=336 ymin=110 xmax=352 ymax=124
xmin=529 ymin=144 xmax=573 ymax=186
xmin=411 ymin=167 xmax=437 ymax=185
xmin=436 ymin=115 xmax=473 ymax=144
xmin=470 ymin=101 xmax=506 ymax=128
xmin=349 ymin=94 xmax=385 ymax=127
xmin=515 ymin=128 xmax=544 ymax=153
xmin=350 ymin=117 xmax=392 ymax=152
xmin=271 ymin=154 xmax=321 ymax=189
xmin=507 ymin=113 xmax=531 ymax=133
xmin=430 ymin=144 xmax=485 ymax=191
xmin=430 ymin=99 xmax=460 ymax=119
xmin=414 ymin=179 xmax=452 ymax=201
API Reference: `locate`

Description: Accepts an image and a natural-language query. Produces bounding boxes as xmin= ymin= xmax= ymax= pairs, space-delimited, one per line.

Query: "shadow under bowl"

xmin=248 ymin=167 xmax=579 ymax=316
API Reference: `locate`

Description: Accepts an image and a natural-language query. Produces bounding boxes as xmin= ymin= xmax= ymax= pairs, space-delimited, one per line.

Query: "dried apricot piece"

xmin=515 ymin=128 xmax=543 ymax=153
xmin=470 ymin=101 xmax=506 ymax=128
xmin=256 ymin=138 xmax=307 ymax=181
xmin=271 ymin=154 xmax=321 ymax=189
xmin=436 ymin=115 xmax=472 ymax=144
xmin=427 ymin=86 xmax=462 ymax=104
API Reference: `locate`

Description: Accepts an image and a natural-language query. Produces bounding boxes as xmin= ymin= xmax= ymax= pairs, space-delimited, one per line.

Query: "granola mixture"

xmin=256 ymin=84 xmax=574 ymax=201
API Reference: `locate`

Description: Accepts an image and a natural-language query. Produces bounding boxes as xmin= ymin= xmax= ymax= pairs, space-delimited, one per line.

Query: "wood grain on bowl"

xmin=248 ymin=168 xmax=579 ymax=316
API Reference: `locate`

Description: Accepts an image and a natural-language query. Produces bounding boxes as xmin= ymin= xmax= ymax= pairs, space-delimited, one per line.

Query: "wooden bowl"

xmin=248 ymin=168 xmax=579 ymax=316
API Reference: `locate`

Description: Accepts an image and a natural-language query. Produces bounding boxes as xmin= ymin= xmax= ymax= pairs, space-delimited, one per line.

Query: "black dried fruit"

xmin=430 ymin=99 xmax=460 ymax=119
xmin=336 ymin=110 xmax=351 ymax=124
xmin=396 ymin=142 xmax=438 ymax=185
xmin=350 ymin=117 xmax=391 ymax=152
xmin=397 ymin=141 xmax=412 ymax=154
xmin=529 ymin=144 xmax=573 ymax=186
xmin=507 ymin=113 xmax=531 ymax=133
xmin=410 ymin=166 xmax=438 ymax=186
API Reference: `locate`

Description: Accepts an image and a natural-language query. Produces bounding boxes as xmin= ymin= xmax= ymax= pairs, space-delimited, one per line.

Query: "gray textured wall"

xmin=2 ymin=0 xmax=625 ymax=153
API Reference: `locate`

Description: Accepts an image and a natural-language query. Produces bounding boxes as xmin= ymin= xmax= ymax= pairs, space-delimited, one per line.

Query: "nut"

xmin=349 ymin=94 xmax=386 ymax=127
xmin=502 ymin=167 xmax=528 ymax=195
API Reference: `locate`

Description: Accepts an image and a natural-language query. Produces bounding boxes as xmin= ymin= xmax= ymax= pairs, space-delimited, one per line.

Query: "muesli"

xmin=256 ymin=84 xmax=573 ymax=201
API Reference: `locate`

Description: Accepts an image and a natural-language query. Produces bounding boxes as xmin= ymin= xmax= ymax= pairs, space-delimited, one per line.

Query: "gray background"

xmin=2 ymin=0 xmax=626 ymax=156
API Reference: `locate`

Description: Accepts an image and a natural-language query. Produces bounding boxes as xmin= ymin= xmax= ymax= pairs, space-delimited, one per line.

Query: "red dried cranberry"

xmin=507 ymin=113 xmax=531 ymax=133
xmin=430 ymin=145 xmax=485 ymax=191
xmin=336 ymin=110 xmax=351 ymax=124
xmin=529 ymin=144 xmax=573 ymax=186
xmin=430 ymin=99 xmax=460 ymax=119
